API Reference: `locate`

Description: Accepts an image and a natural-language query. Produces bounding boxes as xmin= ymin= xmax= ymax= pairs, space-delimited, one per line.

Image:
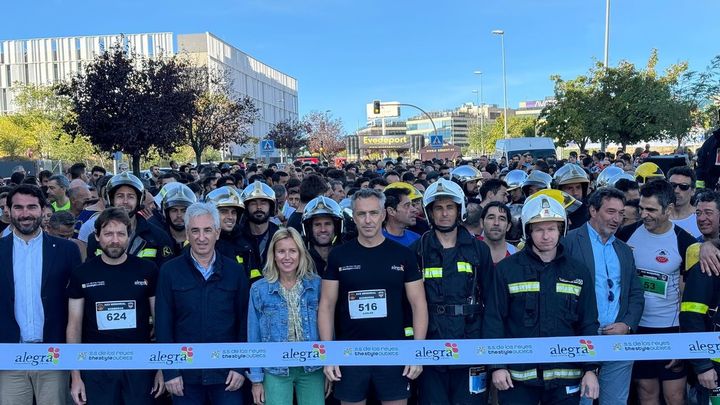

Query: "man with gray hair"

xmin=47 ymin=175 xmax=71 ymax=212
xmin=155 ymin=202 xmax=250 ymax=404
xmin=319 ymin=188 xmax=428 ymax=404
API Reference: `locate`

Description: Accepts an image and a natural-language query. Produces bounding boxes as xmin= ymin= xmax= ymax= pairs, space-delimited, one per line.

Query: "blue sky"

xmin=3 ymin=0 xmax=720 ymax=133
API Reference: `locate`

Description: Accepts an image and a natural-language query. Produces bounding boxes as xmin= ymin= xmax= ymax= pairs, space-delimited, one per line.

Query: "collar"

xmin=267 ymin=276 xmax=315 ymax=295
xmin=13 ymin=229 xmax=43 ymax=246
xmin=586 ymin=222 xmax=615 ymax=246
xmin=524 ymin=242 xmax=565 ymax=263
xmin=185 ymin=248 xmax=222 ymax=277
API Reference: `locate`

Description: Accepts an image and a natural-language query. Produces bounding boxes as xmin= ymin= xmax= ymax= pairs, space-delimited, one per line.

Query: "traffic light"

xmin=373 ymin=100 xmax=381 ymax=115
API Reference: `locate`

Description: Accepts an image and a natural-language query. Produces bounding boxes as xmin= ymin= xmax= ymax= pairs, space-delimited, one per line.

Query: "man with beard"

xmin=478 ymin=201 xmax=517 ymax=265
xmin=67 ymin=207 xmax=164 ymax=405
xmin=240 ymin=181 xmax=279 ymax=272
xmin=86 ymin=173 xmax=174 ymax=268
xmin=162 ymin=184 xmax=197 ymax=255
xmin=553 ymin=163 xmax=591 ymax=230
xmin=206 ymin=186 xmax=258 ymax=283
xmin=451 ymin=165 xmax=483 ymax=204
xmin=410 ymin=179 xmax=494 ymax=405
xmin=0 ymin=185 xmax=82 ymax=405
xmin=301 ymin=196 xmax=343 ymax=276
xmin=383 ymin=187 xmax=420 ymax=246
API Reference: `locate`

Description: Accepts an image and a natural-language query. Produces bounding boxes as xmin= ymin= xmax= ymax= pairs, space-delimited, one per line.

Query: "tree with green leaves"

xmin=178 ymin=65 xmax=259 ymax=166
xmin=304 ymin=111 xmax=345 ymax=160
xmin=471 ymin=114 xmax=536 ymax=154
xmin=266 ymin=120 xmax=309 ymax=160
xmin=59 ymin=41 xmax=195 ymax=175
xmin=540 ymin=51 xmax=694 ymax=151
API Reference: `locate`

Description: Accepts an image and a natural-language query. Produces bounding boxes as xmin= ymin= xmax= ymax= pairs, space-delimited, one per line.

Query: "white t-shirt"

xmin=625 ymin=225 xmax=683 ymax=328
xmin=78 ymin=215 xmax=99 ymax=243
xmin=671 ymin=213 xmax=701 ymax=239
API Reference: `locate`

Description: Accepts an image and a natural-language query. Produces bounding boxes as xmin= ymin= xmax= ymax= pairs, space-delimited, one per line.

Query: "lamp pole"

xmin=492 ymin=30 xmax=508 ymax=138
xmin=473 ymin=70 xmax=484 ymax=154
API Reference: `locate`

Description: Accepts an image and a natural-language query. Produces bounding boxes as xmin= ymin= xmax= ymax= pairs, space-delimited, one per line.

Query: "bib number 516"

xmin=358 ymin=303 xmax=378 ymax=312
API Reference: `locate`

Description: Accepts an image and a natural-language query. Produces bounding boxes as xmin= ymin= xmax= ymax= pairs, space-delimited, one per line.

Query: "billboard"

xmin=359 ymin=135 xmax=411 ymax=149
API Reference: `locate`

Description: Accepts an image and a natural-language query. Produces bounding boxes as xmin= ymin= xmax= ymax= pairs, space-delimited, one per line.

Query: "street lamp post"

xmin=472 ymin=89 xmax=481 ymax=155
xmin=492 ymin=30 xmax=508 ymax=139
xmin=473 ymin=70 xmax=484 ymax=154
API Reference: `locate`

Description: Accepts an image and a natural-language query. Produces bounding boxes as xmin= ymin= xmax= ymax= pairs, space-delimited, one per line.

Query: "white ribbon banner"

xmin=2 ymin=333 xmax=718 ymax=370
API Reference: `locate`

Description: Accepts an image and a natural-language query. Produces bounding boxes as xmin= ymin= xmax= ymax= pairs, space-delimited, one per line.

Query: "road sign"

xmin=430 ymin=135 xmax=443 ymax=149
xmin=260 ymin=140 xmax=275 ymax=154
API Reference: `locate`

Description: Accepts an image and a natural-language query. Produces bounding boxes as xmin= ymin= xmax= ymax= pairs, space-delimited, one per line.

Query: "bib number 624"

xmin=106 ymin=312 xmax=127 ymax=321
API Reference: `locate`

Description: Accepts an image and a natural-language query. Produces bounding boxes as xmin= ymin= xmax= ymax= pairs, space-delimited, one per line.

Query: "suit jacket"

xmin=562 ymin=223 xmax=644 ymax=330
xmin=0 ymin=232 xmax=82 ymax=343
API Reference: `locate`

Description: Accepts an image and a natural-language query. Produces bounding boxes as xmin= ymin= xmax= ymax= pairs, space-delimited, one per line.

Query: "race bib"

xmin=95 ymin=300 xmax=137 ymax=330
xmin=637 ymin=269 xmax=668 ymax=299
xmin=348 ymin=289 xmax=387 ymax=319
xmin=469 ymin=366 xmax=487 ymax=394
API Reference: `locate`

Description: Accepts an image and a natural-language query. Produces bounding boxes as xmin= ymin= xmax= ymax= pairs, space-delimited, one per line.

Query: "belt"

xmin=430 ymin=304 xmax=482 ymax=316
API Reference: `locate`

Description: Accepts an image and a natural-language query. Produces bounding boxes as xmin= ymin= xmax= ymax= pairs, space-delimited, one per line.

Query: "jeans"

xmin=580 ymin=360 xmax=633 ymax=405
xmin=263 ymin=367 xmax=324 ymax=405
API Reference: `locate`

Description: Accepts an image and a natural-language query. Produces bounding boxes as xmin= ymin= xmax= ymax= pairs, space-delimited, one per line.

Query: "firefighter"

xmin=483 ymin=195 xmax=600 ymax=404
xmin=505 ymin=170 xmax=529 ymax=245
xmin=635 ymin=162 xmax=665 ymax=185
xmin=161 ymin=183 xmax=196 ymax=255
xmin=205 ymin=186 xmax=257 ymax=282
xmin=240 ymin=180 xmax=280 ymax=274
xmin=301 ymin=195 xmax=344 ymax=276
xmin=411 ymin=178 xmax=494 ymax=404
xmin=553 ymin=163 xmax=591 ymax=229
xmin=451 ymin=165 xmax=484 ymax=204
xmin=87 ymin=172 xmax=174 ymax=267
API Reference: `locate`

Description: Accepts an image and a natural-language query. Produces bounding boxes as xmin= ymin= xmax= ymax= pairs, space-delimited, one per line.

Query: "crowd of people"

xmin=0 ymin=146 xmax=719 ymax=405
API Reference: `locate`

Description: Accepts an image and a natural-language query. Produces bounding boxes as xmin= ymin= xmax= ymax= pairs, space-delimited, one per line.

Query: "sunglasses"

xmin=670 ymin=183 xmax=691 ymax=191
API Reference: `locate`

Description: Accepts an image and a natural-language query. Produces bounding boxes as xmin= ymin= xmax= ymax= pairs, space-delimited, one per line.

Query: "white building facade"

xmin=0 ymin=32 xmax=298 ymax=157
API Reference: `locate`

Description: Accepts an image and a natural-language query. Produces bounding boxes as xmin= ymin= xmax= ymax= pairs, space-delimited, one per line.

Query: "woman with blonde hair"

xmin=247 ymin=227 xmax=326 ymax=405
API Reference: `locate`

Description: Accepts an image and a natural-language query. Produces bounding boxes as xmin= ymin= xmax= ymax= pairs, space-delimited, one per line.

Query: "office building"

xmin=0 ymin=32 xmax=297 ymax=156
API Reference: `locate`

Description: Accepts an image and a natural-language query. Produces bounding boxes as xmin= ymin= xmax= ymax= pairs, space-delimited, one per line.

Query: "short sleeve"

xmin=67 ymin=269 xmax=84 ymax=299
xmin=402 ymin=247 xmax=421 ymax=283
xmin=324 ymin=249 xmax=340 ymax=281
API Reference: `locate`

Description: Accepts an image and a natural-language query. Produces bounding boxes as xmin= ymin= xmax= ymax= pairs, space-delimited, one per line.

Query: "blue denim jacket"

xmin=247 ymin=275 xmax=321 ymax=382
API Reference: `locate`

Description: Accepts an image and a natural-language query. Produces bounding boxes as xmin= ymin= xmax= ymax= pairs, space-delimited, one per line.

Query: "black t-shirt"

xmin=67 ymin=255 xmax=157 ymax=344
xmin=324 ymin=238 xmax=421 ymax=341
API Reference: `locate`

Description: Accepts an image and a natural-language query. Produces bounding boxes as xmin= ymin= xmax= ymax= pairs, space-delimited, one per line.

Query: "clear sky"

xmin=3 ymin=0 xmax=720 ymax=134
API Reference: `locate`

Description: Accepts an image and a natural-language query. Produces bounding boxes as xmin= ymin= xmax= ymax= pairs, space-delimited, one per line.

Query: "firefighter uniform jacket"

xmin=483 ymin=244 xmax=600 ymax=388
xmin=680 ymin=263 xmax=720 ymax=375
xmin=411 ymin=226 xmax=494 ymax=341
xmin=87 ymin=215 xmax=174 ymax=267
xmin=216 ymin=224 xmax=258 ymax=284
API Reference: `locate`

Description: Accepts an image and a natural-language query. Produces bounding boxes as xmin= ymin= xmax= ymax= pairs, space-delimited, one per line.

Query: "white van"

xmin=493 ymin=137 xmax=557 ymax=162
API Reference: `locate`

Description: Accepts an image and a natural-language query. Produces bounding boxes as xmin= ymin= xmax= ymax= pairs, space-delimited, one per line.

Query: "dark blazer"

xmin=0 ymin=232 xmax=82 ymax=343
xmin=562 ymin=223 xmax=644 ymax=330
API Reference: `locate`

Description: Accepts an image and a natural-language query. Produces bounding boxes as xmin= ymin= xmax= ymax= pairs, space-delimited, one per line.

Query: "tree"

xmin=59 ymin=40 xmax=195 ymax=175
xmin=304 ymin=111 xmax=345 ymax=160
xmin=10 ymin=84 xmax=98 ymax=162
xmin=467 ymin=123 xmax=492 ymax=155
xmin=178 ymin=65 xmax=259 ymax=166
xmin=0 ymin=116 xmax=34 ymax=157
xmin=266 ymin=120 xmax=308 ymax=160
xmin=540 ymin=51 xmax=694 ymax=151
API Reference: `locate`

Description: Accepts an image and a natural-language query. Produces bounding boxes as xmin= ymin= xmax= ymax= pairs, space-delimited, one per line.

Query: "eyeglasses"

xmin=671 ymin=183 xmax=691 ymax=191
xmin=607 ymin=278 xmax=614 ymax=302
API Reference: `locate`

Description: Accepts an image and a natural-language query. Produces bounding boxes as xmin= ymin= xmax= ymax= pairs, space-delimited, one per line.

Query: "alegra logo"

xmin=415 ymin=342 xmax=460 ymax=361
xmin=14 ymin=347 xmax=60 ymax=366
xmin=282 ymin=344 xmax=326 ymax=362
xmin=550 ymin=339 xmax=596 ymax=358
xmin=688 ymin=339 xmax=720 ymax=355
xmin=149 ymin=347 xmax=193 ymax=365
xmin=312 ymin=343 xmax=327 ymax=360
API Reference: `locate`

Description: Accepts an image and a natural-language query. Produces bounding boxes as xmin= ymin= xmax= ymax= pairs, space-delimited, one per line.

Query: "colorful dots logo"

xmin=579 ymin=339 xmax=596 ymax=356
xmin=444 ymin=342 xmax=460 ymax=359
xmin=181 ymin=346 xmax=194 ymax=363
xmin=47 ymin=347 xmax=60 ymax=364
xmin=312 ymin=343 xmax=327 ymax=360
